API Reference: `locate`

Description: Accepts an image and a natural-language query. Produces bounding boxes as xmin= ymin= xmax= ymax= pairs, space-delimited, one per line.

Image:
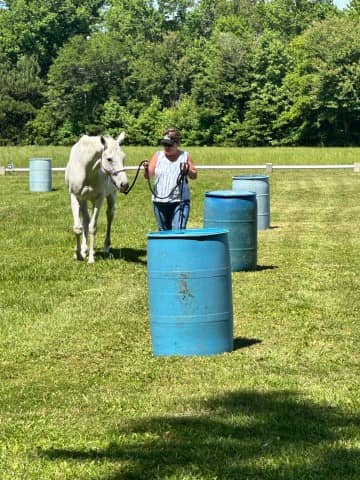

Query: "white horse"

xmin=65 ymin=132 xmax=129 ymax=263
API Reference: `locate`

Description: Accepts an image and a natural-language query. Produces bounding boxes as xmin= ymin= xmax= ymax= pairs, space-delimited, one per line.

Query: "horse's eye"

xmin=107 ymin=158 xmax=113 ymax=163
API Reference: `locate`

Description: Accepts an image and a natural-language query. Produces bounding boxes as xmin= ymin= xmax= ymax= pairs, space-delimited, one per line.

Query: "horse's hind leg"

xmin=104 ymin=193 xmax=116 ymax=255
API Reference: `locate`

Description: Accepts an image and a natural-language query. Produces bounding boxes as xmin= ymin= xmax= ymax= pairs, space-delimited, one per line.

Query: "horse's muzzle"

xmin=119 ymin=182 xmax=129 ymax=193
xmin=109 ymin=172 xmax=128 ymax=192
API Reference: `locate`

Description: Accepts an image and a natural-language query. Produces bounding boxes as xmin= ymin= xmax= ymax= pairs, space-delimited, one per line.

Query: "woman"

xmin=143 ymin=127 xmax=197 ymax=230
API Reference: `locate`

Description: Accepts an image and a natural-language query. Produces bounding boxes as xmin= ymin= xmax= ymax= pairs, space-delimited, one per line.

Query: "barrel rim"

xmin=147 ymin=227 xmax=229 ymax=239
xmin=205 ymin=189 xmax=256 ymax=198
xmin=29 ymin=158 xmax=52 ymax=162
xmin=232 ymin=174 xmax=269 ymax=180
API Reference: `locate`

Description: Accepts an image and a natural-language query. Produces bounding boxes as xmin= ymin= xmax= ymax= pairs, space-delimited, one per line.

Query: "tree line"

xmin=0 ymin=0 xmax=359 ymax=146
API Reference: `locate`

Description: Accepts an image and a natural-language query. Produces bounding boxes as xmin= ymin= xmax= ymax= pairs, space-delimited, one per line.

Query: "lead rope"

xmin=124 ymin=160 xmax=188 ymax=202
xmin=178 ymin=164 xmax=189 ymax=229
xmin=148 ymin=167 xmax=188 ymax=201
xmin=123 ymin=160 xmax=147 ymax=195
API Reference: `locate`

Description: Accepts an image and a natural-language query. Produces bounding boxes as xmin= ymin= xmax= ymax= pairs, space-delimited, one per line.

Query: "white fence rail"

xmin=193 ymin=164 xmax=357 ymax=171
xmin=1 ymin=163 xmax=360 ymax=174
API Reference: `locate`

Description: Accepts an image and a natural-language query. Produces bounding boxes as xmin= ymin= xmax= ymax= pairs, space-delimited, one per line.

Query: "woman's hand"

xmin=187 ymin=156 xmax=197 ymax=180
xmin=180 ymin=162 xmax=189 ymax=175
xmin=143 ymin=161 xmax=149 ymax=179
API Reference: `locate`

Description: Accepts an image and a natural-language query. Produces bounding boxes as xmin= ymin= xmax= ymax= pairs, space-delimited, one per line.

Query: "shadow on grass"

xmin=233 ymin=336 xmax=262 ymax=350
xmin=42 ymin=390 xmax=360 ymax=479
xmin=256 ymin=265 xmax=278 ymax=271
xmin=95 ymin=247 xmax=147 ymax=265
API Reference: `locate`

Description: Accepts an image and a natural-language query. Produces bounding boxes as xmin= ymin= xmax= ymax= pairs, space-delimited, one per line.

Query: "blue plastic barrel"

xmin=29 ymin=158 xmax=52 ymax=192
xmin=204 ymin=190 xmax=257 ymax=272
xmin=232 ymin=175 xmax=270 ymax=230
xmin=147 ymin=228 xmax=233 ymax=356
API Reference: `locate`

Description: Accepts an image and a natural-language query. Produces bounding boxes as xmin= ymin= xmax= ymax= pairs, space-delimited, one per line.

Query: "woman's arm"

xmin=187 ymin=154 xmax=197 ymax=180
xmin=143 ymin=153 xmax=158 ymax=179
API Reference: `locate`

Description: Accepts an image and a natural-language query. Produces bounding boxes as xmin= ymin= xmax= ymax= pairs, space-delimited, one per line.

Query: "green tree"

xmin=239 ymin=30 xmax=290 ymax=145
xmin=185 ymin=0 xmax=219 ymax=39
xmin=0 ymin=0 xmax=104 ymax=74
xmin=101 ymin=96 xmax=163 ymax=145
xmin=105 ymin=0 xmax=163 ymax=43
xmin=3 ymin=0 xmax=356 ymax=145
xmin=132 ymin=97 xmax=163 ymax=144
xmin=101 ymin=98 xmax=136 ymax=138
xmin=103 ymin=0 xmax=195 ymax=134
xmin=277 ymin=17 xmax=360 ymax=145
xmin=348 ymin=0 xmax=360 ymax=16
xmin=254 ymin=0 xmax=336 ymax=39
xmin=159 ymin=95 xmax=206 ymax=145
xmin=0 ymin=55 xmax=43 ymax=144
xmin=185 ymin=0 xmax=258 ymax=40
xmin=157 ymin=0 xmax=195 ymax=31
xmin=27 ymin=33 xmax=129 ymax=143
xmin=126 ymin=31 xmax=192 ymax=110
xmin=191 ymin=14 xmax=256 ymax=144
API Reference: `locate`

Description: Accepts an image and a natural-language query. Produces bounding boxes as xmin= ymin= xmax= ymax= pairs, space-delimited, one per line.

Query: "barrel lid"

xmin=205 ymin=189 xmax=256 ymax=198
xmin=29 ymin=158 xmax=52 ymax=162
xmin=232 ymin=174 xmax=269 ymax=180
xmin=147 ymin=227 xmax=229 ymax=239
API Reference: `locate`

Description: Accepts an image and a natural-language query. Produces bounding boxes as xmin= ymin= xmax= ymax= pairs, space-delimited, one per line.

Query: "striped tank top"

xmin=152 ymin=150 xmax=190 ymax=203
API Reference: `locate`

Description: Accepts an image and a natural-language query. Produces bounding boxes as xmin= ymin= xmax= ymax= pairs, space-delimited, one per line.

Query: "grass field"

xmin=0 ymin=147 xmax=359 ymax=479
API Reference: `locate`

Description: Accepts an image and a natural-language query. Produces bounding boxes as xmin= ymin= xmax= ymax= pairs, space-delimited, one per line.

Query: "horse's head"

xmin=100 ymin=132 xmax=129 ymax=193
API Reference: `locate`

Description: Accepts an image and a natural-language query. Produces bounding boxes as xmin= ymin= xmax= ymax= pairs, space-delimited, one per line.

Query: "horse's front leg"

xmin=104 ymin=193 xmax=116 ymax=255
xmin=88 ymin=196 xmax=103 ymax=264
xmin=70 ymin=194 xmax=86 ymax=261
xmin=80 ymin=201 xmax=90 ymax=259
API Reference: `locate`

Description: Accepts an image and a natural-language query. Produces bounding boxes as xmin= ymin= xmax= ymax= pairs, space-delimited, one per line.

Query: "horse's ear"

xmin=100 ymin=136 xmax=106 ymax=147
xmin=117 ymin=131 xmax=126 ymax=145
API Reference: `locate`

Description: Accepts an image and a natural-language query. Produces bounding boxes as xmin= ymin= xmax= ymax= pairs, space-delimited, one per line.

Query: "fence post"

xmin=354 ymin=163 xmax=360 ymax=173
xmin=0 ymin=166 xmax=5 ymax=176
xmin=266 ymin=163 xmax=273 ymax=174
xmin=6 ymin=163 xmax=15 ymax=175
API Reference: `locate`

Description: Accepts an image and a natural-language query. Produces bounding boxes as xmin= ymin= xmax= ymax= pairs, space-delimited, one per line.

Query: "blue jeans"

xmin=153 ymin=201 xmax=190 ymax=230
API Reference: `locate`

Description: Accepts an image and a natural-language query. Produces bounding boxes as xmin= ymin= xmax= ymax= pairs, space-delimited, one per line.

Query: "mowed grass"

xmin=0 ymin=148 xmax=359 ymax=479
